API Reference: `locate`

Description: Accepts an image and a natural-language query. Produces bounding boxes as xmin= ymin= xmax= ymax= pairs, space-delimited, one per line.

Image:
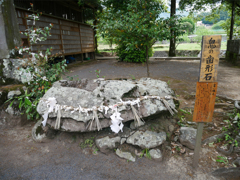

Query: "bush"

xmin=212 ymin=20 xmax=225 ymax=30
xmin=116 ymin=43 xmax=153 ymax=63
xmin=181 ymin=17 xmax=195 ymax=34
xmin=6 ymin=4 xmax=67 ymax=120
xmin=180 ymin=22 xmax=193 ymax=35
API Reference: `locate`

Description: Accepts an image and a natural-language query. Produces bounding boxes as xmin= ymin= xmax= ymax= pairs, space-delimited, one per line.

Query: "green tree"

xmin=97 ymin=0 xmax=183 ymax=77
xmin=179 ymin=0 xmax=240 ymax=40
xmin=181 ymin=17 xmax=195 ymax=34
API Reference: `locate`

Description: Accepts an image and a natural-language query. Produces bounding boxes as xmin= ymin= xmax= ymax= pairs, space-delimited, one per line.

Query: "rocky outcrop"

xmin=126 ymin=130 xmax=166 ymax=149
xmin=37 ymin=78 xmax=176 ymax=132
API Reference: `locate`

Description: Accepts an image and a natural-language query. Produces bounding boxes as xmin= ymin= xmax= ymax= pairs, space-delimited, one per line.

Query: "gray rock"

xmin=3 ymin=58 xmax=34 ymax=83
xmin=173 ymin=136 xmax=179 ymax=142
xmin=130 ymin=121 xmax=144 ymax=130
xmin=7 ymin=90 xmax=21 ymax=99
xmin=118 ymin=127 xmax=132 ymax=138
xmin=5 ymin=106 xmax=15 ymax=115
xmin=179 ymin=127 xmax=197 ymax=150
xmin=126 ymin=130 xmax=166 ymax=149
xmin=168 ymin=125 xmax=175 ymax=132
xmin=115 ymin=149 xmax=135 ymax=162
xmin=233 ymin=157 xmax=240 ymax=167
xmin=149 ymin=149 xmax=163 ymax=161
xmin=202 ymin=131 xmax=229 ymax=145
xmin=95 ymin=136 xmax=121 ymax=153
xmin=121 ymin=138 xmax=126 ymax=144
xmin=212 ymin=167 xmax=240 ymax=179
xmin=37 ymin=78 xmax=175 ymax=132
xmin=234 ymin=147 xmax=240 ymax=153
xmin=32 ymin=120 xmax=47 ymax=143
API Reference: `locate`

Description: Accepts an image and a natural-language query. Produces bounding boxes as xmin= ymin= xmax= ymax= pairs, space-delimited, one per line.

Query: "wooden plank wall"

xmin=16 ymin=8 xmax=94 ymax=56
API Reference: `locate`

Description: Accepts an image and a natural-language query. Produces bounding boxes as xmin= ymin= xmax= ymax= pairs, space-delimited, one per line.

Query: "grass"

xmin=153 ymin=42 xmax=227 ymax=51
xmin=99 ymin=41 xmax=227 ymax=53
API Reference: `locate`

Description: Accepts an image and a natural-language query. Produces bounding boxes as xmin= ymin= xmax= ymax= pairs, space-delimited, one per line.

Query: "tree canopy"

xmin=97 ymin=0 xmax=183 ymax=76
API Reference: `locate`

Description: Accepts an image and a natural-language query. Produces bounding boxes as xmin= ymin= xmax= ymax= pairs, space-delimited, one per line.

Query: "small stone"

xmin=7 ymin=90 xmax=21 ymax=99
xmin=32 ymin=120 xmax=47 ymax=143
xmin=95 ymin=136 xmax=121 ymax=153
xmin=121 ymin=138 xmax=126 ymax=145
xmin=116 ymin=149 xmax=135 ymax=162
xmin=149 ymin=149 xmax=163 ymax=161
xmin=130 ymin=121 xmax=144 ymax=130
xmin=126 ymin=130 xmax=166 ymax=149
xmin=118 ymin=127 xmax=132 ymax=138
xmin=233 ymin=157 xmax=240 ymax=167
xmin=234 ymin=147 xmax=240 ymax=153
xmin=5 ymin=106 xmax=15 ymax=115
xmin=179 ymin=127 xmax=197 ymax=150
xmin=173 ymin=136 xmax=178 ymax=142
xmin=22 ymin=86 xmax=27 ymax=91
xmin=168 ymin=125 xmax=175 ymax=132
xmin=165 ymin=146 xmax=172 ymax=151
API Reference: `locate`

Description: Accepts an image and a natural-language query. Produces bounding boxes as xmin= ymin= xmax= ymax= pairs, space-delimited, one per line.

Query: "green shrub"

xmin=212 ymin=20 xmax=225 ymax=30
xmin=116 ymin=43 xmax=153 ymax=63
xmin=181 ymin=17 xmax=195 ymax=34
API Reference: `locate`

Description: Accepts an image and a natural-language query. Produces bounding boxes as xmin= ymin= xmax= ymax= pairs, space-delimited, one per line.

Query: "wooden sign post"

xmin=192 ymin=35 xmax=221 ymax=168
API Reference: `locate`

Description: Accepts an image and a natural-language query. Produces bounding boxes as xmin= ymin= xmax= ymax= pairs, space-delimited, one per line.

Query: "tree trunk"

xmin=230 ymin=0 xmax=235 ymax=40
xmin=93 ymin=9 xmax=98 ymax=53
xmin=146 ymin=45 xmax=150 ymax=77
xmin=169 ymin=0 xmax=176 ymax=57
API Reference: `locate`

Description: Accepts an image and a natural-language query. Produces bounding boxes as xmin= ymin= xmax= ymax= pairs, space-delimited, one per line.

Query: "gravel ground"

xmin=66 ymin=59 xmax=240 ymax=100
xmin=1 ymin=59 xmax=239 ymax=180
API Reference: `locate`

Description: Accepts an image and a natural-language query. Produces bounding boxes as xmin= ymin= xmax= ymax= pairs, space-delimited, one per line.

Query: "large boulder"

xmin=37 ymin=78 xmax=176 ymax=132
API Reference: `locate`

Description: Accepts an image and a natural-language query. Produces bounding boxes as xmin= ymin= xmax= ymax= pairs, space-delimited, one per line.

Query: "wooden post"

xmin=192 ymin=35 xmax=221 ymax=168
xmin=193 ymin=122 xmax=204 ymax=168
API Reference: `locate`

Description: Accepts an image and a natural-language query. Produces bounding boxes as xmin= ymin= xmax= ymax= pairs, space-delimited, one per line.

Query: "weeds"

xmin=216 ymin=156 xmax=228 ymax=165
xmin=93 ymin=148 xmax=99 ymax=154
xmin=80 ymin=137 xmax=95 ymax=149
xmin=140 ymin=148 xmax=151 ymax=159
xmin=129 ymin=74 xmax=136 ymax=80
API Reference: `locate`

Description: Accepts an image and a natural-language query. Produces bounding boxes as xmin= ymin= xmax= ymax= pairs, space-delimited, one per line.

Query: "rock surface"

xmin=115 ymin=149 xmax=136 ymax=162
xmin=37 ymin=78 xmax=176 ymax=132
xmin=126 ymin=130 xmax=166 ymax=149
xmin=7 ymin=90 xmax=21 ymax=99
xmin=149 ymin=149 xmax=163 ymax=161
xmin=179 ymin=127 xmax=197 ymax=150
xmin=233 ymin=157 xmax=240 ymax=167
xmin=95 ymin=136 xmax=121 ymax=153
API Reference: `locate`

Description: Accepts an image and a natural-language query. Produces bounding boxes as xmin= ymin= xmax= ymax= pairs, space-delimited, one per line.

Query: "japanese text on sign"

xmin=199 ymin=35 xmax=221 ymax=82
xmin=193 ymin=82 xmax=218 ymax=122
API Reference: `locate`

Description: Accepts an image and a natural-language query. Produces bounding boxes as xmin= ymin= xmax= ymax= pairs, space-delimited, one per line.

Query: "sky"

xmin=160 ymin=0 xmax=189 ymax=18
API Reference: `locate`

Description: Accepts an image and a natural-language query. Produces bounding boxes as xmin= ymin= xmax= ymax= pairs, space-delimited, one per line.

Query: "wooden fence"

xmin=16 ymin=8 xmax=95 ymax=56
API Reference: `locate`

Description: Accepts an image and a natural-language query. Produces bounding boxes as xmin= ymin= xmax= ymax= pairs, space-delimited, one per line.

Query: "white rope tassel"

xmin=93 ymin=110 xmax=102 ymax=131
xmin=55 ymin=108 xmax=61 ymax=129
xmin=161 ymin=99 xmax=178 ymax=115
xmin=130 ymin=104 xmax=144 ymax=127
xmin=86 ymin=110 xmax=102 ymax=131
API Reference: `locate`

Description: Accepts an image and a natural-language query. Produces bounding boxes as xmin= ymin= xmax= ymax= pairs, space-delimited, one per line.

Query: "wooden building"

xmin=14 ymin=0 xmax=96 ymax=59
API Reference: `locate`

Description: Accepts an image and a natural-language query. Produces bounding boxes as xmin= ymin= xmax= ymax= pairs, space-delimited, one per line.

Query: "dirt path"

xmin=66 ymin=59 xmax=240 ymax=100
xmin=0 ymin=124 xmax=221 ymax=180
xmin=1 ymin=59 xmax=239 ymax=180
